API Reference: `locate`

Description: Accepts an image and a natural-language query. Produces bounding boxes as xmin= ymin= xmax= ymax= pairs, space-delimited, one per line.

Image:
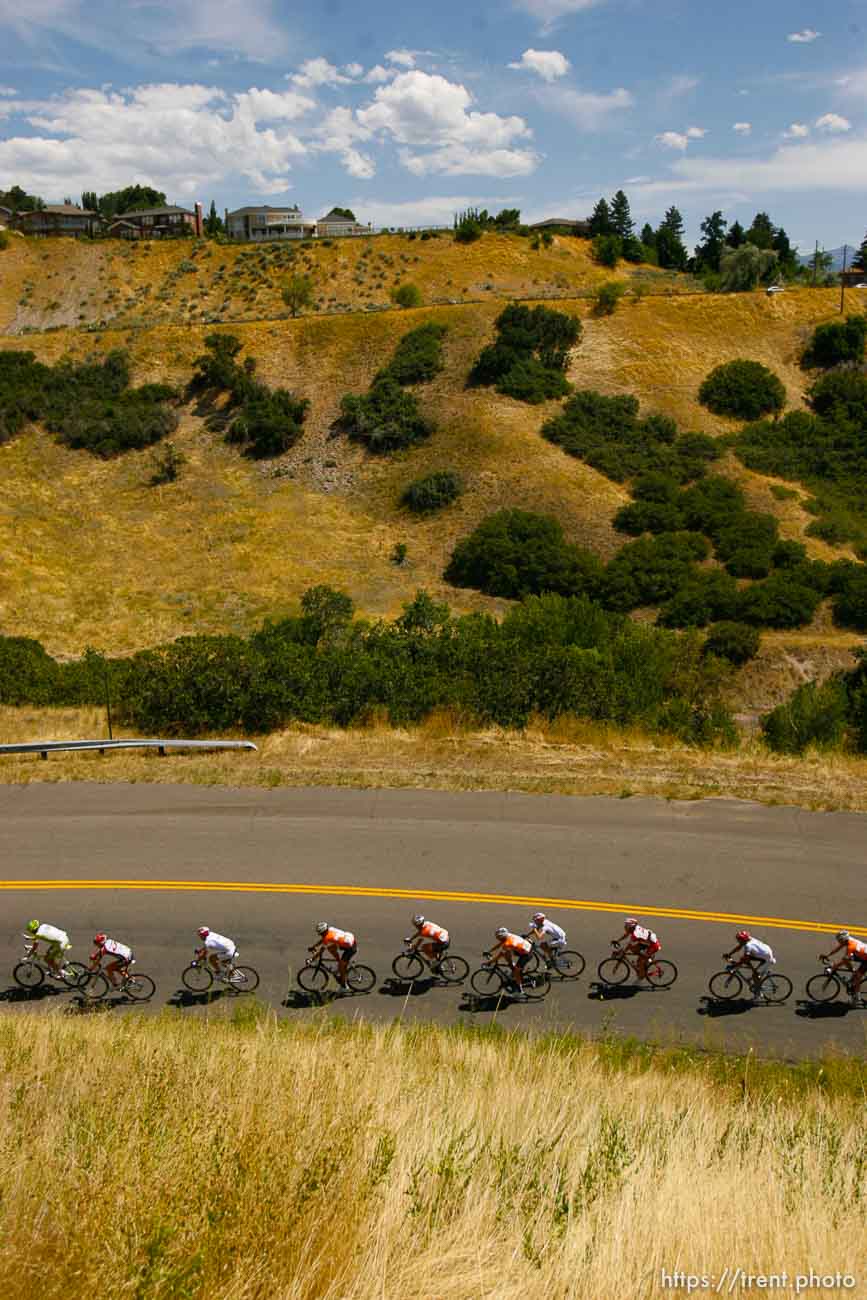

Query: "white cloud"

xmin=344 ymin=62 xmax=364 ymax=79
xmin=385 ymin=49 xmax=416 ymax=68
xmin=364 ymin=65 xmax=394 ymax=84
xmin=733 ymin=122 xmax=751 ymax=134
xmin=787 ymin=28 xmax=821 ymax=43
xmin=836 ymin=67 xmax=867 ymax=98
xmin=290 ymin=58 xmax=351 ymax=89
xmin=513 ymin=0 xmax=604 ymax=29
xmin=655 ymin=126 xmax=706 ymax=151
xmin=508 ymin=49 xmax=571 ymax=82
xmin=352 ymin=193 xmax=516 ymax=228
xmin=686 ymin=126 xmax=706 ymax=139
xmin=816 ymin=112 xmax=851 ymax=132
xmin=357 ymin=69 xmax=537 ymax=176
xmin=784 ymin=122 xmax=810 ymax=138
xmin=538 ymin=83 xmax=633 ymax=130
xmin=0 ymin=85 xmax=16 ymax=95
xmin=312 ymin=106 xmax=375 ymax=179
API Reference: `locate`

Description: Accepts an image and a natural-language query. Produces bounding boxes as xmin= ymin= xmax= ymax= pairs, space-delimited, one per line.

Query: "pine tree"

xmin=726 ymin=220 xmax=746 ymax=249
xmin=641 ymin=222 xmax=656 ymax=248
xmin=609 ymin=190 xmax=634 ymax=241
xmin=856 ymin=231 xmax=867 ymax=271
xmin=655 ymin=207 xmax=687 ymax=270
xmin=746 ymin=211 xmax=775 ymax=250
xmin=588 ymin=198 xmax=614 ymax=237
xmin=695 ymin=210 xmax=728 ymax=272
xmin=659 ymin=206 xmax=685 ymax=239
xmin=204 ymin=199 xmax=223 ymax=237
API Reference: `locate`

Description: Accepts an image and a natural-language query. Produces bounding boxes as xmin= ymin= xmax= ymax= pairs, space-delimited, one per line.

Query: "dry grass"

xmin=5 ymin=706 xmax=867 ymax=812
xmin=0 ymin=1012 xmax=862 ymax=1300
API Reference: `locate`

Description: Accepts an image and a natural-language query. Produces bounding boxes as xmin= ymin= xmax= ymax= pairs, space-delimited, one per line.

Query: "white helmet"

xmin=495 ymin=926 xmax=508 ymax=939
xmin=315 ymin=921 xmax=329 ymax=935
xmin=412 ymin=914 xmax=425 ymax=927
xmin=836 ymin=930 xmax=850 ymax=942
xmin=532 ymin=912 xmax=546 ymax=923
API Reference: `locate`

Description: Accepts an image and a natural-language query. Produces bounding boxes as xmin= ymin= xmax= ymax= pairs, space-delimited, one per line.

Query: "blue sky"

xmin=0 ymin=0 xmax=865 ymax=250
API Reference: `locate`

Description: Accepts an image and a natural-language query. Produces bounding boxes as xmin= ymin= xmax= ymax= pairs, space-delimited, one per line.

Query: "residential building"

xmin=0 ymin=205 xmax=12 ymax=229
xmin=106 ymin=204 xmax=202 ymax=239
xmin=225 ymin=204 xmax=316 ymax=241
xmin=14 ymin=203 xmax=101 ymax=237
xmin=316 ymin=208 xmax=371 ymax=238
xmin=528 ymin=217 xmax=591 ymax=237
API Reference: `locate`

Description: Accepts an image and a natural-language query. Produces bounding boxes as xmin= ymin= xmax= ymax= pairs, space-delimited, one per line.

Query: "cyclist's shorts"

xmin=638 ymin=940 xmax=661 ymax=956
xmin=336 ymin=943 xmax=357 ymax=962
xmin=855 ymin=957 xmax=867 ymax=971
xmin=431 ymin=938 xmax=449 ymax=953
xmin=105 ymin=953 xmax=132 ymax=967
xmin=513 ymin=951 xmax=531 ymax=969
xmin=45 ymin=941 xmax=66 ymax=961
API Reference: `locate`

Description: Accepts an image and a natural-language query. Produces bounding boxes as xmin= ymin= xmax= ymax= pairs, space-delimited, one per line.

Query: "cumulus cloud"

xmin=357 ymin=69 xmax=538 ymax=176
xmin=655 ymin=126 xmax=705 ymax=150
xmin=787 ymin=28 xmax=821 ymax=43
xmin=538 ymin=83 xmax=633 ymax=130
xmin=816 ymin=112 xmax=851 ymax=132
xmin=290 ymin=58 xmax=351 ymax=89
xmin=352 ymin=193 xmax=517 ymax=228
xmin=784 ymin=122 xmax=810 ymax=138
xmin=508 ymin=49 xmax=571 ymax=82
xmin=364 ymin=65 xmax=394 ymax=84
xmin=344 ymin=62 xmax=364 ymax=79
xmin=733 ymin=122 xmax=751 ymax=134
xmin=385 ymin=49 xmax=416 ymax=68
xmin=312 ymin=106 xmax=375 ymax=179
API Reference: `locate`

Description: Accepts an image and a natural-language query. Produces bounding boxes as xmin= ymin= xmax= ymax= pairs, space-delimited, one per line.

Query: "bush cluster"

xmin=385 ymin=323 xmax=448 ymax=385
xmin=469 ymin=304 xmax=581 ymax=405
xmin=801 ymin=315 xmax=867 ymax=370
xmin=542 ymin=391 xmax=720 ymax=484
xmin=0 ymin=348 xmax=178 ymax=457
xmin=0 ymin=588 xmax=734 ymax=745
xmin=698 ymin=360 xmax=786 ymax=420
xmin=337 ymin=323 xmax=447 ymax=453
xmin=191 ymin=334 xmax=308 ymax=458
xmin=401 ymin=470 xmax=463 ymax=513
xmin=391 ymin=282 xmax=422 ymax=308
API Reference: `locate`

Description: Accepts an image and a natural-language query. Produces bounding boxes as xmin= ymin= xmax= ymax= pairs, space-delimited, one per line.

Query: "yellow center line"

xmin=0 ymin=880 xmax=859 ymax=936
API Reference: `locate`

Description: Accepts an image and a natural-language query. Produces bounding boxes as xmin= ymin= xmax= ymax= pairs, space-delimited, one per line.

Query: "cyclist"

xmin=23 ymin=919 xmax=71 ymax=977
xmin=311 ymin=921 xmax=357 ymax=988
xmin=488 ymin=926 xmax=533 ymax=999
xmin=90 ymin=933 xmax=134 ymax=990
xmin=723 ymin=929 xmax=775 ymax=996
xmin=525 ymin=912 xmax=566 ymax=966
xmin=195 ymin=926 xmax=237 ymax=981
xmin=824 ymin=930 xmax=867 ymax=1003
xmin=407 ymin=914 xmax=449 ymax=969
xmin=614 ymin=917 xmax=660 ymax=981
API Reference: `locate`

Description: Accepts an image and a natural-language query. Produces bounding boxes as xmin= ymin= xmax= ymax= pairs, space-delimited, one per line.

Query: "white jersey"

xmin=632 ymin=925 xmax=657 ymax=945
xmin=101 ymin=938 xmax=132 ymax=961
xmin=744 ymin=938 xmax=774 ymax=964
xmin=204 ymin=932 xmax=236 ymax=958
xmin=535 ymin=920 xmax=566 ymax=945
xmin=36 ymin=924 xmax=69 ymax=948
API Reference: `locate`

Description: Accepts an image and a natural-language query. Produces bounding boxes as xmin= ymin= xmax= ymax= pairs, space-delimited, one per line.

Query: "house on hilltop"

xmin=528 ymin=217 xmax=591 ymax=237
xmin=316 ymin=207 xmax=371 ymax=238
xmin=106 ymin=204 xmax=202 ymax=239
xmin=225 ymin=204 xmax=316 ymax=241
xmin=0 ymin=205 xmax=12 ymax=229
xmin=14 ymin=203 xmax=101 ymax=237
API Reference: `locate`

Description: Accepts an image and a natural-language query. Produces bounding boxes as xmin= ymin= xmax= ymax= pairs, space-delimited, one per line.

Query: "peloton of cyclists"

xmin=723 ymin=929 xmax=775 ymax=996
xmin=407 ymin=915 xmax=450 ymax=969
xmin=525 ymin=912 xmax=567 ymax=965
xmin=824 ymin=930 xmax=867 ymax=1004
xmin=195 ymin=927 xmax=238 ymax=981
xmin=310 ymin=922 xmax=357 ymax=988
xmin=23 ymin=919 xmax=72 ymax=977
xmin=90 ymin=933 xmax=134 ymax=990
xmin=487 ymin=926 xmax=533 ymax=999
xmin=614 ymin=917 xmax=661 ymax=981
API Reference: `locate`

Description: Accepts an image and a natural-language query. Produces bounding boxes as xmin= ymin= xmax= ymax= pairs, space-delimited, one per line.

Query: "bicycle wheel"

xmin=124 ymin=973 xmax=156 ymax=1001
xmin=182 ymin=964 xmax=213 ymax=993
xmin=597 ymin=957 xmax=631 ymax=986
xmin=392 ymin=952 xmax=425 ymax=981
xmin=806 ymin=972 xmax=841 ymax=1003
xmin=760 ymin=972 xmax=792 ymax=1004
xmin=470 ymin=966 xmax=506 ymax=996
xmin=347 ymin=964 xmax=376 ymax=993
xmin=435 ymin=954 xmax=469 ymax=984
xmin=646 ymin=959 xmax=678 ymax=989
xmin=81 ymin=971 xmax=110 ymax=1001
xmin=708 ymin=970 xmax=744 ymax=1001
xmin=61 ymin=962 xmax=89 ymax=989
xmin=229 ymin=966 xmax=259 ymax=993
xmin=522 ymin=971 xmax=551 ymax=1001
xmin=13 ymin=960 xmax=44 ymax=990
xmin=297 ymin=964 xmax=328 ymax=992
xmin=523 ymin=950 xmax=541 ymax=975
xmin=551 ymin=950 xmax=585 ymax=980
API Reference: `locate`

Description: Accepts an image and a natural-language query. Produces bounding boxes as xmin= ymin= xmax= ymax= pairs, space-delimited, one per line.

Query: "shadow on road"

xmin=0 ymin=984 xmax=69 ymax=1003
xmin=458 ymin=991 xmax=526 ymax=1013
xmin=587 ymin=982 xmax=642 ymax=1002
xmin=168 ymin=988 xmax=229 ymax=1009
xmin=696 ymin=995 xmax=787 ymax=1017
xmin=379 ymin=976 xmax=441 ymax=997
xmin=794 ymin=998 xmax=863 ymax=1020
xmin=283 ymin=988 xmax=357 ymax=1010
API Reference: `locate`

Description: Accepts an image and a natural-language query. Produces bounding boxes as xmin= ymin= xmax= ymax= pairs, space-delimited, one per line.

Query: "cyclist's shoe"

xmin=510 ymin=991 xmax=528 ymax=1001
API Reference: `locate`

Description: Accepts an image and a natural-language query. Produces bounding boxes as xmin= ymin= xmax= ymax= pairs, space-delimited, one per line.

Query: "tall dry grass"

xmin=0 ymin=1011 xmax=862 ymax=1299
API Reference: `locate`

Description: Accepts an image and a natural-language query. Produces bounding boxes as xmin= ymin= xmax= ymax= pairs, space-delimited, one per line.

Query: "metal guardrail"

xmin=0 ymin=739 xmax=258 ymax=760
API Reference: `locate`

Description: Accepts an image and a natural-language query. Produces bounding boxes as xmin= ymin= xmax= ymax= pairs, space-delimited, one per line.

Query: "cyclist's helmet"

xmin=624 ymin=917 xmax=638 ymax=931
xmin=26 ymin=919 xmax=39 ymax=934
xmin=315 ymin=921 xmax=329 ymax=935
xmin=495 ymin=926 xmax=509 ymax=939
xmin=532 ymin=912 xmax=546 ymax=923
xmin=412 ymin=914 xmax=425 ymax=927
xmin=197 ymin=926 xmax=210 ymax=939
xmin=735 ymin=929 xmax=750 ymax=942
xmin=93 ymin=933 xmax=106 ymax=946
xmin=836 ymin=930 xmax=850 ymax=942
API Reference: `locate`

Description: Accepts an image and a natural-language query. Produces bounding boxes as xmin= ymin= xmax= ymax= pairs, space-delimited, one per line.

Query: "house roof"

xmin=19 ymin=204 xmax=98 ymax=217
xmin=117 ymin=205 xmax=195 ymax=218
xmin=228 ymin=205 xmax=303 ymax=217
xmin=529 ymin=218 xmax=589 ymax=229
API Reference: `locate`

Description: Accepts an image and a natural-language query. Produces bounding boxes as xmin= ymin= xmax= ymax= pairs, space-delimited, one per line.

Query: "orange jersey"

xmin=501 ymin=933 xmax=531 ymax=954
xmin=323 ymin=927 xmax=355 ymax=949
xmin=847 ymin=937 xmax=867 ymax=961
xmin=419 ymin=922 xmax=448 ymax=943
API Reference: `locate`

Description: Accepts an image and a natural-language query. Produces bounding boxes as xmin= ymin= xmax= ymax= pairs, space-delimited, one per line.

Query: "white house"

xmin=316 ymin=208 xmax=371 ymax=238
xmin=225 ymin=205 xmax=317 ymax=242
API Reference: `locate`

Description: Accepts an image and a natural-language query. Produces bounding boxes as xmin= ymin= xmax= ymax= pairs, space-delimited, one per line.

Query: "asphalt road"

xmin=1 ymin=783 xmax=865 ymax=1058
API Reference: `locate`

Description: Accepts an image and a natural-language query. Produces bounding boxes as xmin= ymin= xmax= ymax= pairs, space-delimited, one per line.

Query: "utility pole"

xmin=840 ymin=244 xmax=848 ymax=314
xmin=103 ymin=658 xmax=114 ymax=741
xmin=812 ymin=239 xmax=819 ymax=287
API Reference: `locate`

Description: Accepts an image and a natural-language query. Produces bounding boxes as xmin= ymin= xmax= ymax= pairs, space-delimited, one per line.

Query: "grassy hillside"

xmin=0 ymin=1012 xmax=862 ymax=1299
xmin=0 ymin=233 xmax=859 ymax=710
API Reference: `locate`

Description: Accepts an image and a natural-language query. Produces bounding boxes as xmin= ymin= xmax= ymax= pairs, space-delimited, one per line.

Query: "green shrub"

xmin=698 ymin=359 xmax=786 ymax=420
xmin=808 ymin=368 xmax=867 ymax=425
xmin=454 ymin=213 xmax=483 ymax=244
xmin=401 ymin=470 xmax=463 ymax=513
xmin=602 ymin=532 xmax=708 ymax=611
xmin=227 ymin=388 xmax=309 ymax=458
xmin=703 ymin=621 xmax=760 ymax=665
xmin=340 ymin=375 xmax=432 ymax=452
xmin=657 ymin=571 xmax=740 ymax=628
xmin=591 ymin=234 xmax=622 ymax=267
xmin=0 ymin=231 xmax=9 ymax=251
xmin=831 ymin=566 xmax=867 ymax=631
xmin=385 ymin=323 xmax=447 ymax=385
xmin=593 ymin=281 xmax=626 ymax=316
xmin=444 ymin=509 xmax=603 ymax=599
xmin=735 ymin=574 xmax=821 ymax=628
xmin=761 ymin=679 xmax=849 ymax=754
xmin=468 ymin=304 xmax=581 ymax=405
xmin=801 ymin=315 xmax=867 ymax=369
xmin=496 ymin=357 xmax=571 ymax=403
xmin=713 ymin=511 xmax=779 ymax=578
xmin=391 ymin=282 xmax=422 ymax=308
xmin=148 ymin=441 xmax=186 ymax=486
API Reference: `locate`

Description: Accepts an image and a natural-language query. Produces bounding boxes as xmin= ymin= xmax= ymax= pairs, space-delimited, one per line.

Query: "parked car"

xmin=766 ymin=285 xmax=785 ymax=295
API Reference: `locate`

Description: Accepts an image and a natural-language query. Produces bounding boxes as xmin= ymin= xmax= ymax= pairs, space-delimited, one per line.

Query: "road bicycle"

xmin=524 ymin=941 xmax=585 ymax=980
xmin=181 ymin=952 xmax=260 ymax=994
xmin=805 ymin=955 xmax=865 ymax=1005
xmin=13 ymin=942 xmax=88 ymax=991
xmin=597 ymin=943 xmax=677 ymax=989
xmin=707 ymin=958 xmax=792 ymax=1004
xmin=469 ymin=955 xmax=551 ymax=1000
xmin=391 ymin=941 xmax=469 ymax=984
xmin=297 ymin=951 xmax=376 ymax=994
xmin=80 ymin=964 xmax=157 ymax=1002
